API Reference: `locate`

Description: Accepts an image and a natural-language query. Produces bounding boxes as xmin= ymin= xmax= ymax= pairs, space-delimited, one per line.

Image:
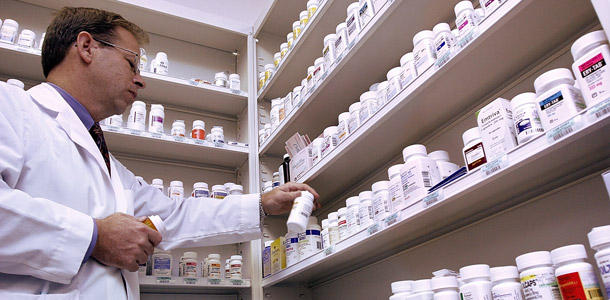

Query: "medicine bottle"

xmin=358 ymin=191 xmax=374 ymax=228
xmin=534 ymin=68 xmax=586 ymax=130
xmin=214 ymin=72 xmax=228 ymax=87
xmin=510 ymin=93 xmax=544 ymax=144
xmin=152 ymin=178 xmax=164 ymax=192
xmin=459 ymin=264 xmax=492 ymax=300
xmin=400 ymin=144 xmax=442 ymax=206
xmin=7 ymin=79 xmax=24 ymax=89
xmin=480 ymin=0 xmax=504 ymax=16
xmin=321 ymin=126 xmax=339 ymax=158
xmin=328 ymin=212 xmax=340 ymax=246
xmin=17 ymin=29 xmax=36 ymax=48
xmin=323 ymin=34 xmax=337 ymax=68
xmin=335 ymin=22 xmax=349 ymax=57
xmin=280 ymin=43 xmax=289 ymax=59
xmin=270 ymin=98 xmax=281 ymax=129
xmin=191 ymin=120 xmax=206 ymax=140
xmin=321 ymin=218 xmax=330 ymax=249
xmin=148 ymin=104 xmax=164 ymax=134
xmin=211 ymin=185 xmax=227 ymax=199
xmin=515 ymin=251 xmax=561 ymax=300
xmin=272 ymin=172 xmax=280 ymax=188
xmin=571 ymin=30 xmax=610 ymax=107
xmin=345 ymin=196 xmax=361 ymax=236
xmin=372 ymin=181 xmax=390 ymax=222
xmin=293 ymin=85 xmax=303 ymax=107
xmin=306 ymin=66 xmax=316 ymax=91
xmin=588 ymin=225 xmax=610 ymax=295
xmin=264 ymin=64 xmax=275 ymax=81
xmin=337 ymin=207 xmax=348 ymax=240
xmin=431 ymin=276 xmax=459 ymax=300
xmin=152 ymin=248 xmax=172 ymax=276
xmin=263 ymin=181 xmax=272 ymax=193
xmin=433 ymin=23 xmax=456 ymax=67
xmin=128 ymin=101 xmax=146 ymax=131
xmin=313 ymin=57 xmax=326 ymax=84
xmin=224 ymin=258 xmax=231 ymax=278
xmin=338 ymin=112 xmax=351 ymax=143
xmin=305 ymin=217 xmax=322 ymax=254
xmin=346 ymin=2 xmax=362 ymax=45
xmin=413 ymin=30 xmax=437 ymax=75
xmin=223 ymin=182 xmax=235 ymax=192
xmin=475 ymin=8 xmax=485 ymax=24
xmin=377 ymin=81 xmax=390 ymax=107
xmin=192 ymin=182 xmax=210 ymax=198
xmin=490 ymin=266 xmax=524 ymax=300
xmin=229 ymin=74 xmax=240 ymax=90
xmin=300 ymin=10 xmax=309 ymax=28
xmin=287 ymin=32 xmax=294 ymax=49
xmin=462 ymin=127 xmax=487 ymax=172
xmin=229 ymin=185 xmax=244 ymax=196
xmin=307 ymin=0 xmax=319 ymax=18
xmin=400 ymin=52 xmax=418 ymax=89
xmin=428 ymin=150 xmax=459 ymax=180
xmin=153 ymin=52 xmax=169 ymax=75
xmin=143 ymin=215 xmax=166 ymax=235
xmin=550 ymin=244 xmax=603 ymax=300
xmin=387 ymin=67 xmax=404 ymax=100
xmin=281 ymin=94 xmax=290 ymax=118
xmin=388 ymin=164 xmax=406 ymax=213
xmin=259 ymin=72 xmax=265 ymax=89
xmin=208 ymin=253 xmax=221 ymax=278
xmin=407 ymin=279 xmax=434 ymax=300
xmin=210 ymin=126 xmax=224 ymax=143
xmin=311 ymin=137 xmax=324 ymax=164
xmin=286 ymin=191 xmax=315 ymax=233
xmin=229 ymin=255 xmax=243 ymax=279
xmin=0 ymin=19 xmax=18 ymax=44
xmin=285 ymin=231 xmax=300 ymax=267
xmin=454 ymin=1 xmax=479 ymax=42
xmin=390 ymin=280 xmax=413 ymax=300
xmin=348 ymin=102 xmax=362 ymax=134
xmin=171 ymin=120 xmax=186 ymax=137
xmin=139 ymin=48 xmax=147 ymax=71
xmin=182 ymin=252 xmax=198 ymax=277
xmin=168 ymin=180 xmax=184 ymax=202
xmin=293 ymin=21 xmax=302 ymax=39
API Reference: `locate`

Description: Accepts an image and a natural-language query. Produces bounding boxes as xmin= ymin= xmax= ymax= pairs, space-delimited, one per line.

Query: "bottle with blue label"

xmin=192 ymin=182 xmax=210 ymax=198
xmin=534 ymin=68 xmax=586 ymax=131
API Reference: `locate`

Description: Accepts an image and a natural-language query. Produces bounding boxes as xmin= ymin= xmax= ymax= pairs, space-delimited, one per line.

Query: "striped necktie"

xmin=89 ymin=123 xmax=111 ymax=176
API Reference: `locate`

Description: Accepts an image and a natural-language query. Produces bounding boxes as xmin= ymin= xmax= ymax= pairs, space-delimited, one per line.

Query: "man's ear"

xmin=74 ymin=31 xmax=95 ymax=64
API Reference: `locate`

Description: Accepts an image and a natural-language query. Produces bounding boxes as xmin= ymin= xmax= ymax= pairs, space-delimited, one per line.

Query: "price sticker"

xmin=588 ymin=98 xmax=610 ymax=122
xmin=150 ymin=132 xmax=164 ymax=139
xmin=156 ymin=277 xmax=172 ymax=284
xmin=324 ymin=245 xmax=334 ymax=256
xmin=214 ymin=141 xmax=225 ymax=148
xmin=193 ymin=139 xmax=206 ymax=146
xmin=546 ymin=116 xmax=583 ymax=143
xmin=231 ymin=89 xmax=242 ymax=95
xmin=481 ymin=155 xmax=510 ymax=178
xmin=367 ymin=222 xmax=381 ymax=236
xmin=457 ymin=29 xmax=477 ymax=48
xmin=172 ymin=136 xmax=186 ymax=143
xmin=422 ymin=190 xmax=445 ymax=209
xmin=184 ymin=278 xmax=198 ymax=285
xmin=384 ymin=212 xmax=401 ymax=228
xmin=208 ymin=278 xmax=222 ymax=285
xmin=103 ymin=125 xmax=120 ymax=132
xmin=128 ymin=129 xmax=143 ymax=136
xmin=230 ymin=279 xmax=244 ymax=286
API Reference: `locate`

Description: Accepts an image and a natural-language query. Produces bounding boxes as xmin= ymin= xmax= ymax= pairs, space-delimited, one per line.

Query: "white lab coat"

xmin=0 ymin=82 xmax=262 ymax=299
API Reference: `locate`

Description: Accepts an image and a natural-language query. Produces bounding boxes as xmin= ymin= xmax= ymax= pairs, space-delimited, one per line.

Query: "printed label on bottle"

xmin=492 ymin=285 xmax=524 ymax=300
xmin=153 ymin=257 xmax=171 ymax=275
xmin=595 ymin=254 xmax=610 ymax=295
xmin=338 ymin=120 xmax=349 ymax=143
xmin=464 ymin=142 xmax=487 ymax=171
xmin=193 ymin=189 xmax=210 ymax=198
xmin=209 ymin=263 xmax=221 ymax=278
xmin=184 ymin=262 xmax=198 ymax=277
xmin=358 ymin=204 xmax=373 ymax=227
xmin=484 ymin=0 xmax=503 ymax=14
xmin=400 ymin=64 xmax=416 ymax=88
xmin=0 ymin=28 xmax=17 ymax=43
xmin=578 ymin=52 xmax=609 ymax=103
xmin=557 ymin=271 xmax=603 ymax=300
xmin=212 ymin=191 xmax=227 ymax=200
xmin=346 ymin=15 xmax=360 ymax=44
xmin=389 ymin=177 xmax=406 ymax=212
xmin=387 ymin=79 xmax=400 ymax=100
xmin=521 ymin=272 xmax=562 ymax=300
xmin=514 ymin=105 xmax=544 ymax=138
xmin=335 ymin=35 xmax=346 ymax=57
xmin=348 ymin=113 xmax=360 ymax=134
xmin=191 ymin=129 xmax=205 ymax=140
xmin=413 ymin=41 xmax=437 ymax=74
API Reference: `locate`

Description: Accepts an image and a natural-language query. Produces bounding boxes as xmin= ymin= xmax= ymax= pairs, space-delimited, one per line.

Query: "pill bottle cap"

xmin=372 ymin=181 xmax=389 ymax=192
xmin=338 ymin=207 xmax=347 ymax=215
xmin=194 ymin=182 xmax=208 ymax=189
xmin=170 ymin=180 xmax=183 ymax=188
xmin=571 ymin=30 xmax=608 ymax=60
xmin=264 ymin=123 xmax=272 ymax=129
xmin=231 ymin=255 xmax=243 ymax=260
xmin=308 ymin=216 xmax=318 ymax=225
xmin=264 ymin=241 xmax=273 ymax=247
xmin=511 ymin=92 xmax=537 ymax=108
xmin=293 ymin=86 xmax=302 ymax=93
xmin=402 ymin=144 xmax=428 ymax=162
xmin=428 ymin=150 xmax=450 ymax=162
xmin=411 ymin=279 xmax=432 ymax=293
xmin=173 ymin=119 xmax=185 ymax=127
xmin=314 ymin=57 xmax=324 ymax=66
xmin=287 ymin=32 xmax=294 ymax=40
xmin=300 ymin=11 xmax=309 ymax=19
xmin=515 ymin=251 xmax=552 ymax=271
xmin=229 ymin=185 xmax=243 ymax=193
xmin=215 ymin=72 xmax=228 ymax=80
xmin=321 ymin=218 xmax=329 ymax=228
xmin=454 ymin=1 xmax=475 ymax=17
xmin=324 ymin=34 xmax=337 ymax=45
xmin=369 ymin=82 xmax=379 ymax=91
xmin=588 ymin=225 xmax=610 ymax=248
xmin=150 ymin=104 xmax=164 ymax=111
xmin=400 ymin=52 xmax=415 ymax=66
xmin=265 ymin=64 xmax=275 ymax=70
xmin=551 ymin=244 xmax=588 ymax=265
xmin=211 ymin=126 xmax=223 ymax=133
xmin=293 ymin=21 xmax=301 ymax=29
xmin=193 ymin=120 xmax=205 ymax=128
xmin=229 ymin=73 xmax=240 ymax=80
xmin=312 ymin=137 xmax=324 ymax=147
xmin=533 ymin=68 xmax=574 ymax=93
xmin=132 ymin=100 xmax=146 ymax=108
xmin=184 ymin=251 xmax=198 ymax=259
xmin=391 ymin=280 xmax=413 ymax=293
xmin=20 ymin=29 xmax=35 ymax=37
xmin=378 ymin=81 xmax=389 ymax=89
xmin=263 ymin=181 xmax=272 ymax=188
xmin=433 ymin=23 xmax=452 ymax=36
xmin=336 ymin=22 xmax=347 ymax=33
xmin=308 ymin=66 xmax=315 ymax=74
xmin=460 ymin=264 xmax=490 ymax=281
xmin=301 ymin=78 xmax=307 ymax=86
xmin=360 ymin=91 xmax=378 ymax=102
xmin=346 ymin=196 xmax=360 ymax=207
xmin=212 ymin=184 xmax=225 ymax=192
xmin=299 ymin=191 xmax=314 ymax=201
xmin=388 ymin=164 xmax=403 ymax=178
xmin=413 ymin=30 xmax=434 ymax=47
xmin=207 ymin=253 xmax=219 ymax=260
xmin=155 ymin=52 xmax=168 ymax=61
xmin=307 ymin=0 xmax=320 ymax=7
xmin=328 ymin=212 xmax=338 ymax=221
xmin=147 ymin=215 xmax=166 ymax=234
xmin=359 ymin=190 xmax=373 ymax=201
xmin=274 ymin=53 xmax=281 ymax=61
xmin=280 ymin=43 xmax=288 ymax=50
xmin=387 ymin=67 xmax=403 ymax=80
xmin=349 ymin=102 xmax=362 ymax=112
xmin=324 ymin=126 xmax=338 ymax=136
xmin=430 ymin=276 xmax=459 ymax=290
xmin=3 ymin=19 xmax=18 ymax=28
xmin=490 ymin=266 xmax=519 ymax=282
xmin=347 ymin=2 xmax=360 ymax=14
xmin=153 ymin=247 xmax=170 ymax=254
xmin=462 ymin=127 xmax=481 ymax=146
xmin=152 ymin=178 xmax=163 ymax=185
xmin=338 ymin=111 xmax=350 ymax=122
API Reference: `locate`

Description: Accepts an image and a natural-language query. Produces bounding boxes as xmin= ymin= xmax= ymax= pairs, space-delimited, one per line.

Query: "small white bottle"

xmin=390 ymin=280 xmax=413 ymax=300
xmin=264 ymin=64 xmax=275 ymax=82
xmin=459 ymin=264 xmax=492 ymax=300
xmin=337 ymin=207 xmax=348 ymax=241
xmin=229 ymin=185 xmax=244 ymax=196
xmin=182 ymin=252 xmax=198 ymax=277
xmin=139 ymin=48 xmax=147 ymax=71
xmin=377 ymin=81 xmax=390 ymax=107
xmin=299 ymin=10 xmax=309 ymax=28
xmin=321 ymin=218 xmax=330 ymax=249
xmin=358 ymin=191 xmax=374 ymax=228
xmin=211 ymin=184 xmax=228 ymax=199
xmin=388 ymin=164 xmax=407 ymax=213
xmin=214 ymin=72 xmax=228 ymax=87
xmin=307 ymin=0 xmax=319 ymax=17
xmin=515 ymin=251 xmax=562 ymax=300
xmin=431 ymin=276 xmax=459 ymax=300
xmin=462 ymin=127 xmax=487 ymax=172
xmin=225 ymin=259 xmax=231 ymax=278
xmin=305 ymin=217 xmax=322 ymax=253
xmin=285 ymin=231 xmax=300 ymax=267
xmin=412 ymin=30 xmax=437 ymax=75
xmin=533 ymin=68 xmax=586 ymax=131
xmin=433 ymin=23 xmax=456 ymax=67
xmin=313 ymin=57 xmax=326 ymax=85
xmin=348 ymin=102 xmax=362 ymax=134
xmin=328 ymin=212 xmax=340 ymax=246
xmin=360 ymin=91 xmax=379 ymax=124
xmin=171 ymin=120 xmax=186 ymax=137
xmin=210 ymin=126 xmax=224 ymax=144
xmin=208 ymin=253 xmax=222 ymax=278
xmin=191 ymin=120 xmax=206 ymax=140
xmin=400 ymin=144 xmax=442 ymax=206
xmin=407 ymin=279 xmax=434 ymax=300
xmin=338 ymin=112 xmax=351 ymax=143
xmin=571 ymin=30 xmax=610 ymax=107
xmin=229 ymin=255 xmax=242 ymax=279
xmin=345 ymin=196 xmax=361 ymax=236
xmin=371 ymin=181 xmax=390 ymax=222
xmin=490 ymin=266 xmax=524 ymax=300
xmin=107 ymin=114 xmax=123 ymax=128
xmin=229 ymin=74 xmax=241 ymax=90
xmin=293 ymin=85 xmax=303 ymax=107
xmin=152 ymin=248 xmax=172 ymax=276
xmin=550 ymin=244 xmax=603 ymax=300
xmin=400 ymin=52 xmax=418 ymax=89
xmin=273 ymin=52 xmax=282 ymax=67
xmin=0 ymin=19 xmax=19 ymax=44
xmin=428 ymin=150 xmax=459 ymax=180
xmin=346 ymin=2 xmax=362 ymax=45
xmin=293 ymin=21 xmax=302 ymax=39
xmin=323 ymin=34 xmax=337 ymax=68
xmin=321 ymin=126 xmax=339 ymax=158
xmin=270 ymin=98 xmax=282 ymax=130
xmin=153 ymin=52 xmax=169 ymax=75
xmin=510 ymin=93 xmax=545 ymax=144
xmin=192 ymin=182 xmax=210 ymax=198
xmin=262 ymin=181 xmax=272 ymax=193
xmin=127 ymin=101 xmax=146 ymax=131
xmin=588 ymin=225 xmax=610 ymax=296
xmin=311 ymin=137 xmax=324 ymax=164
xmin=151 ymin=178 xmax=164 ymax=193
xmin=17 ymin=29 xmax=36 ymax=48
xmin=454 ymin=1 xmax=479 ymax=44
xmin=387 ymin=67 xmax=404 ymax=100
xmin=287 ymin=32 xmax=294 ymax=49
xmin=286 ymin=191 xmax=315 ymax=233
xmin=168 ymin=180 xmax=184 ymax=202
xmin=280 ymin=43 xmax=289 ymax=59
xmin=335 ymin=22 xmax=349 ymax=57
xmin=148 ymin=104 xmax=165 ymax=134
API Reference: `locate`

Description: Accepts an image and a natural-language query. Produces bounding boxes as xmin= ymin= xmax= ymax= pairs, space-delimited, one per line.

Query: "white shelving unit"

xmin=139 ymin=276 xmax=251 ymax=295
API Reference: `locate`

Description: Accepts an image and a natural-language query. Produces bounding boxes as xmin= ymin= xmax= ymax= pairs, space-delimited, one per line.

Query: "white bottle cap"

xmin=588 ymin=225 xmax=610 ymax=248
xmin=387 ymin=67 xmax=403 ymax=80
xmin=324 ymin=126 xmax=338 ymax=137
xmin=371 ymin=181 xmax=389 ymax=192
xmin=170 ymin=180 xmax=183 ymax=188
xmin=312 ymin=137 xmax=324 ymax=147
xmin=229 ymin=73 xmax=240 ymax=80
xmin=388 ymin=164 xmax=403 ymax=178
xmin=173 ymin=119 xmax=185 ymax=127
xmin=462 ymin=127 xmax=481 ymax=146
xmin=349 ymin=102 xmax=362 ymax=112
xmin=148 ymin=215 xmax=166 ymax=234
xmin=307 ymin=66 xmax=315 ymax=74
xmin=391 ymin=280 xmax=413 ymax=293
xmin=274 ymin=52 xmax=281 ymax=60
xmin=132 ymin=100 xmax=146 ymax=108
xmin=515 ymin=251 xmax=552 ymax=271
xmin=346 ymin=196 xmax=360 ymax=207
xmin=215 ymin=72 xmax=228 ymax=80
xmin=280 ymin=43 xmax=288 ymax=51
xmin=314 ymin=57 xmax=324 ymax=67
xmin=369 ymin=82 xmax=379 ymax=91
xmin=3 ymin=19 xmax=18 ymax=28
xmin=153 ymin=247 xmax=170 ymax=254
xmin=378 ymin=81 xmax=389 ymax=90
xmin=550 ymin=244 xmax=588 ymax=265
xmin=7 ymin=79 xmax=24 ymax=89
xmin=264 ymin=124 xmax=272 ymax=129
xmin=430 ymin=276 xmax=458 ymax=290
xmin=428 ymin=150 xmax=450 ymax=162
xmin=411 ymin=279 xmax=432 ymax=293
xmin=293 ymin=86 xmax=302 ymax=93
xmin=402 ymin=144 xmax=428 ymax=162
xmin=231 ymin=255 xmax=242 ymax=260
xmin=264 ymin=240 xmax=273 ymax=248
xmin=155 ymin=52 xmax=168 ymax=61
xmin=212 ymin=184 xmax=225 ymax=192
xmin=433 ymin=23 xmax=452 ymax=36
xmin=287 ymin=32 xmax=294 ymax=40
xmin=336 ymin=22 xmax=347 ymax=33
xmin=229 ymin=185 xmax=243 ymax=193
xmin=338 ymin=111 xmax=350 ymax=122
xmin=324 ymin=34 xmax=337 ymax=45
xmin=533 ymin=68 xmax=575 ymax=93
xmin=454 ymin=1 xmax=475 ymax=17
xmin=413 ymin=30 xmax=434 ymax=47
xmin=359 ymin=190 xmax=373 ymax=201
xmin=490 ymin=266 xmax=519 ymax=283
xmin=300 ymin=10 xmax=310 ymax=20
xmin=301 ymin=78 xmax=307 ymax=86
xmin=459 ymin=264 xmax=490 ymax=281
xmin=347 ymin=2 xmax=360 ymax=15
xmin=193 ymin=120 xmax=205 ymax=128
xmin=265 ymin=64 xmax=275 ymax=71
xmin=511 ymin=92 xmax=537 ymax=108
xmin=152 ymin=178 xmax=163 ymax=185
xmin=321 ymin=218 xmax=329 ymax=228
xmin=571 ymin=30 xmax=608 ymax=60
xmin=207 ymin=253 xmax=219 ymax=259
xmin=400 ymin=52 xmax=415 ymax=66
xmin=263 ymin=181 xmax=272 ymax=189
xmin=328 ymin=212 xmax=338 ymax=221
xmin=185 ymin=251 xmax=198 ymax=259
xmin=360 ymin=91 xmax=378 ymax=102
xmin=293 ymin=21 xmax=301 ymax=29
xmin=338 ymin=207 xmax=347 ymax=215
xmin=150 ymin=104 xmax=164 ymax=111
xmin=194 ymin=182 xmax=208 ymax=189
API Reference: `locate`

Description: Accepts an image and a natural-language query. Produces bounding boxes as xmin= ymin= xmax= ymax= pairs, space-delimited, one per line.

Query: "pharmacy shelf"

xmin=256 ymin=0 xmax=353 ymax=101
xmin=18 ymin=0 xmax=248 ymax=52
xmin=263 ymin=107 xmax=610 ymax=287
xmin=258 ymin=0 xmax=597 ymax=158
xmin=139 ymin=276 xmax=250 ymax=295
xmin=103 ymin=126 xmax=249 ymax=169
xmin=0 ymin=43 xmax=248 ymax=117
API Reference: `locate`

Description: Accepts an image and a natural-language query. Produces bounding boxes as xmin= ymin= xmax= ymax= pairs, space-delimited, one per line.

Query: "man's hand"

xmin=261 ymin=182 xmax=320 ymax=215
xmin=91 ymin=213 xmax=162 ymax=272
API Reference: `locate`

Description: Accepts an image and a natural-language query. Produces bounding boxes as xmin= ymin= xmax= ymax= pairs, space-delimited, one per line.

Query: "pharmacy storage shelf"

xmin=103 ymin=126 xmax=249 ymax=169
xmin=257 ymin=0 xmax=597 ymax=158
xmin=0 ymin=43 xmax=248 ymax=117
xmin=139 ymin=276 xmax=251 ymax=295
xmin=262 ymin=108 xmax=610 ymax=287
xmin=256 ymin=0 xmax=353 ymax=101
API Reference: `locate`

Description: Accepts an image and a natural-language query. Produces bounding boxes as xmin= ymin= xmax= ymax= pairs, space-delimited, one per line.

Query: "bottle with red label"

xmin=571 ymin=30 xmax=610 ymax=107
xmin=550 ymin=244 xmax=603 ymax=300
xmin=191 ymin=120 xmax=205 ymax=140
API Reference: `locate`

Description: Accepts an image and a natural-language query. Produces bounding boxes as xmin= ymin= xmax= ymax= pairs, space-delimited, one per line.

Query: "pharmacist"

xmin=0 ymin=7 xmax=319 ymax=299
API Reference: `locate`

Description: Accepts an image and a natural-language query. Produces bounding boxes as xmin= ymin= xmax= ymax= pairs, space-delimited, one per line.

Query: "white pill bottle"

xmin=588 ymin=225 xmax=610 ymax=296
xmin=550 ymin=244 xmax=603 ymax=300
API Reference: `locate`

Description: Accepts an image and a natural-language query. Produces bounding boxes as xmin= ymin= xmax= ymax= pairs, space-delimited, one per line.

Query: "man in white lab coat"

xmin=0 ymin=7 xmax=318 ymax=299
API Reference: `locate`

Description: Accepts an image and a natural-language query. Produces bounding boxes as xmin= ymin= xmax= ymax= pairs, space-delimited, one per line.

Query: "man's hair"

xmin=42 ymin=7 xmax=149 ymax=77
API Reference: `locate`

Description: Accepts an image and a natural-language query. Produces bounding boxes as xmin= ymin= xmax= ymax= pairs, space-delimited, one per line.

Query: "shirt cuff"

xmin=82 ymin=218 xmax=97 ymax=264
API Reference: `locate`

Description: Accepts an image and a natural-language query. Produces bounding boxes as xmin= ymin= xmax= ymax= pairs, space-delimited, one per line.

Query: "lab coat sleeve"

xmin=114 ymin=160 xmax=263 ymax=250
xmin=0 ymin=84 xmax=94 ymax=284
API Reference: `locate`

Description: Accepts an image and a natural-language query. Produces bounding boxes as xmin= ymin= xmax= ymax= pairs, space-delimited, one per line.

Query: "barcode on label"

xmin=485 ymin=165 xmax=502 ymax=176
xmin=587 ymin=289 xmax=603 ymax=298
xmin=384 ymin=213 xmax=400 ymax=227
xmin=231 ymin=279 xmax=243 ymax=285
xmin=156 ymin=277 xmax=171 ymax=284
xmin=435 ymin=53 xmax=451 ymax=68
xmin=368 ymin=223 xmax=380 ymax=236
xmin=422 ymin=171 xmax=431 ymax=187
xmin=589 ymin=98 xmax=610 ymax=121
xmin=423 ymin=190 xmax=444 ymax=209
xmin=324 ymin=246 xmax=334 ymax=256
xmin=129 ymin=129 xmax=142 ymax=136
xmin=552 ymin=125 xmax=573 ymax=141
xmin=208 ymin=279 xmax=221 ymax=285
xmin=184 ymin=278 xmax=197 ymax=285
xmin=457 ymin=31 xmax=475 ymax=48
xmin=595 ymin=107 xmax=610 ymax=118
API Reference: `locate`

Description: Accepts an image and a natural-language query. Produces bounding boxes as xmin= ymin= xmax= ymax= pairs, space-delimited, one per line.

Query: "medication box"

xmin=476 ymin=98 xmax=517 ymax=160
xmin=262 ymin=243 xmax=271 ymax=278
xmin=270 ymin=237 xmax=286 ymax=275
xmin=290 ymin=146 xmax=313 ymax=182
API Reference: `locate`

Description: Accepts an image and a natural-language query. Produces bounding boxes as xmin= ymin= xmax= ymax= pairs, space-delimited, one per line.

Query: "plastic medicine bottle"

xmin=390 ymin=280 xmax=413 ymax=300
xmin=148 ymin=104 xmax=164 ymax=134
xmin=183 ymin=252 xmax=198 ymax=277
xmin=229 ymin=255 xmax=242 ymax=279
xmin=280 ymin=43 xmax=289 ymax=59
xmin=428 ymin=150 xmax=459 ymax=180
xmin=413 ymin=30 xmax=437 ymax=75
xmin=360 ymin=91 xmax=379 ymax=124
xmin=168 ymin=180 xmax=184 ymax=202
xmin=321 ymin=218 xmax=330 ymax=249
xmin=229 ymin=74 xmax=241 ymax=90
xmin=462 ymin=127 xmax=487 ymax=172
xmin=371 ymin=181 xmax=390 ymax=222
xmin=345 ymin=196 xmax=360 ymax=236
xmin=143 ymin=215 xmax=166 ymax=235
xmin=335 ymin=22 xmax=349 ymax=57
xmin=210 ymin=126 xmax=224 ymax=143
xmin=515 ymin=251 xmax=562 ymax=300
xmin=588 ymin=225 xmax=610 ymax=296
xmin=127 ymin=101 xmax=146 ymax=131
xmin=191 ymin=120 xmax=206 ymax=140
xmin=286 ymin=191 xmax=315 ymax=233
xmin=328 ymin=212 xmax=340 ymax=246
xmin=17 ymin=29 xmax=36 ymax=48
xmin=407 ymin=279 xmax=434 ymax=300
xmin=400 ymin=144 xmax=442 ymax=206
xmin=388 ymin=164 xmax=407 ymax=213
xmin=285 ymin=231 xmax=299 ymax=267
xmin=358 ymin=191 xmax=374 ymax=228
xmin=454 ymin=1 xmax=479 ymax=44
xmin=571 ymin=30 xmax=610 ymax=107
xmin=387 ymin=67 xmax=404 ymax=100
xmin=346 ymin=2 xmax=362 ymax=45
xmin=431 ymin=276 xmax=459 ymax=300
xmin=533 ymin=68 xmax=586 ymax=130
xmin=480 ymin=0 xmax=504 ymax=15
xmin=171 ymin=120 xmax=186 ymax=137
xmin=264 ymin=64 xmax=275 ymax=82
xmin=459 ymin=264 xmax=492 ymax=300
xmin=211 ymin=185 xmax=227 ymax=199
xmin=490 ymin=266 xmax=524 ymax=300
xmin=208 ymin=253 xmax=221 ymax=278
xmin=229 ymin=185 xmax=244 ymax=196
xmin=550 ymin=244 xmax=603 ymax=300
xmin=152 ymin=248 xmax=172 ymax=276
xmin=0 ymin=19 xmax=19 ymax=44
xmin=338 ymin=111 xmax=351 ymax=143
xmin=510 ymin=92 xmax=545 ymax=144
xmin=337 ymin=207 xmax=348 ymax=240
xmin=377 ymin=81 xmax=390 ymax=107
xmin=192 ymin=182 xmax=210 ymax=198
xmin=214 ymin=72 xmax=228 ymax=88
xmin=348 ymin=102 xmax=362 ymax=134
xmin=151 ymin=178 xmax=164 ymax=192
xmin=304 ymin=217 xmax=322 ymax=255
xmin=400 ymin=52 xmax=418 ymax=89
xmin=323 ymin=34 xmax=337 ymax=68
xmin=433 ymin=23 xmax=456 ymax=67
xmin=313 ymin=57 xmax=326 ymax=86
xmin=321 ymin=126 xmax=339 ymax=158
xmin=307 ymin=0 xmax=319 ymax=18
xmin=293 ymin=21 xmax=302 ymax=39
xmin=287 ymin=32 xmax=294 ymax=49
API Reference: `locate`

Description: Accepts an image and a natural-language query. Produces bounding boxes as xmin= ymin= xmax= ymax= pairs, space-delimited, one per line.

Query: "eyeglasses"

xmin=94 ymin=39 xmax=140 ymax=75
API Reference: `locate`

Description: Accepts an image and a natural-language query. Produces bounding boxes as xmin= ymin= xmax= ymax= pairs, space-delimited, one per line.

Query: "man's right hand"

xmin=91 ymin=213 xmax=162 ymax=272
